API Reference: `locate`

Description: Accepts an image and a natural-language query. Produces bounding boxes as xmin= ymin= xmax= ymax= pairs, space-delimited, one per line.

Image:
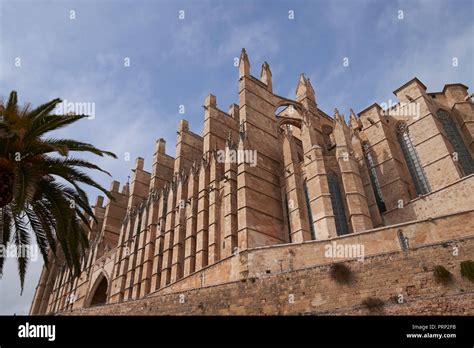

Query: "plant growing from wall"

xmin=329 ymin=263 xmax=353 ymax=284
xmin=361 ymin=297 xmax=384 ymax=313
xmin=433 ymin=265 xmax=453 ymax=285
xmin=460 ymin=260 xmax=474 ymax=282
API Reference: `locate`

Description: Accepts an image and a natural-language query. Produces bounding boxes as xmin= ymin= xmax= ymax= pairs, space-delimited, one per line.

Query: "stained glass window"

xmin=363 ymin=143 xmax=387 ymax=213
xmin=303 ymin=180 xmax=316 ymax=240
xmin=436 ymin=109 xmax=474 ymax=176
xmin=397 ymin=123 xmax=430 ymax=195
xmin=327 ymin=171 xmax=349 ymax=235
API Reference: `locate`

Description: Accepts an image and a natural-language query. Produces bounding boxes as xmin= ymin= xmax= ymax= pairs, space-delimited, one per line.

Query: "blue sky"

xmin=0 ymin=0 xmax=473 ymax=314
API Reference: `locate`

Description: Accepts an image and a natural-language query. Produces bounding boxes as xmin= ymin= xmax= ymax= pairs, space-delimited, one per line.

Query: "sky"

xmin=0 ymin=0 xmax=472 ymax=315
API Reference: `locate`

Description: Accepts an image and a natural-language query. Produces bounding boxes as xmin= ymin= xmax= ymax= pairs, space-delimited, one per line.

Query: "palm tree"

xmin=0 ymin=91 xmax=116 ymax=292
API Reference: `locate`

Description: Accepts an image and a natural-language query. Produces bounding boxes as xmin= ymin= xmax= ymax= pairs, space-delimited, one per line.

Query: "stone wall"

xmin=383 ymin=174 xmax=474 ymax=225
xmin=64 ymin=231 xmax=474 ymax=316
xmin=137 ymin=209 xmax=474 ymax=295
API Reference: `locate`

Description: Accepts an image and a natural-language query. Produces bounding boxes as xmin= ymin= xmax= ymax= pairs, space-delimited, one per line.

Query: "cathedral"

xmin=30 ymin=49 xmax=474 ymax=315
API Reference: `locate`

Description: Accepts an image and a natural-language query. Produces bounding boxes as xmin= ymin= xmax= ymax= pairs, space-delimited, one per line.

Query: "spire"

xmin=228 ymin=103 xmax=239 ymax=119
xmin=204 ymin=94 xmax=216 ymax=108
xmin=179 ymin=119 xmax=189 ymax=133
xmin=122 ymin=182 xmax=130 ymax=196
xmin=110 ymin=180 xmax=120 ymax=193
xmin=295 ymin=73 xmax=316 ymax=104
xmin=334 ymin=108 xmax=345 ymax=124
xmin=94 ymin=195 xmax=104 ymax=208
xmin=239 ymin=48 xmax=250 ymax=78
xmin=155 ymin=138 xmax=166 ymax=155
xmin=333 ymin=109 xmax=350 ymax=147
xmin=306 ymin=77 xmax=315 ymax=96
xmin=135 ymin=157 xmax=145 ymax=171
xmin=260 ymin=61 xmax=272 ymax=92
xmin=349 ymin=108 xmax=363 ymax=131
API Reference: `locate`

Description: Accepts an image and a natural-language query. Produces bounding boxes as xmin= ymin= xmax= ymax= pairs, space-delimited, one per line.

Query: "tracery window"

xmin=327 ymin=171 xmax=349 ymax=235
xmin=436 ymin=109 xmax=474 ymax=176
xmin=362 ymin=143 xmax=387 ymax=213
xmin=303 ymin=180 xmax=316 ymax=240
xmin=397 ymin=123 xmax=430 ymax=195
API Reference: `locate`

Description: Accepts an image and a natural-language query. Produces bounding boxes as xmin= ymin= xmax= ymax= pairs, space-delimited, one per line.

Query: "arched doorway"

xmin=89 ymin=275 xmax=108 ymax=307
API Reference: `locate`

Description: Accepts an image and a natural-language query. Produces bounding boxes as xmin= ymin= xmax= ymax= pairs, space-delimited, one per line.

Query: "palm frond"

xmin=31 ymin=200 xmax=57 ymax=257
xmin=42 ymin=162 xmax=113 ymax=201
xmin=25 ymin=98 xmax=62 ymax=122
xmin=44 ymin=156 xmax=112 ymax=176
xmin=30 ymin=114 xmax=87 ymax=138
xmin=4 ymin=91 xmax=18 ymax=119
xmin=11 ymin=165 xmax=39 ymax=215
xmin=42 ymin=139 xmax=117 ymax=158
xmin=24 ymin=207 xmax=50 ymax=266
xmin=0 ymin=206 xmax=12 ymax=277
xmin=12 ymin=211 xmax=30 ymax=293
xmin=38 ymin=180 xmax=87 ymax=276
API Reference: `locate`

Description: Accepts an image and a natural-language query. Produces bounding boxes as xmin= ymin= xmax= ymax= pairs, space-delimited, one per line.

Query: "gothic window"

xmin=327 ymin=171 xmax=349 ymax=235
xmin=303 ymin=180 xmax=316 ymax=240
xmin=397 ymin=123 xmax=431 ymax=195
xmin=134 ymin=212 xmax=142 ymax=254
xmin=397 ymin=229 xmax=409 ymax=251
xmin=89 ymin=276 xmax=108 ymax=307
xmin=436 ymin=109 xmax=474 ymax=176
xmin=362 ymin=143 xmax=387 ymax=213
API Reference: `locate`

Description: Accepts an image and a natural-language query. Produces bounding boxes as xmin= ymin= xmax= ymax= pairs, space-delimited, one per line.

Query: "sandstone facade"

xmin=30 ymin=49 xmax=474 ymax=315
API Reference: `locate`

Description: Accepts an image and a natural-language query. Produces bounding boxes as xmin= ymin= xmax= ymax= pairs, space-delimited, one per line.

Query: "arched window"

xmin=397 ymin=229 xmax=409 ymax=251
xmin=397 ymin=123 xmax=430 ymax=195
xmin=303 ymin=180 xmax=316 ymax=240
xmin=89 ymin=276 xmax=108 ymax=307
xmin=362 ymin=143 xmax=386 ymax=213
xmin=436 ymin=109 xmax=474 ymax=175
xmin=327 ymin=171 xmax=349 ymax=235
